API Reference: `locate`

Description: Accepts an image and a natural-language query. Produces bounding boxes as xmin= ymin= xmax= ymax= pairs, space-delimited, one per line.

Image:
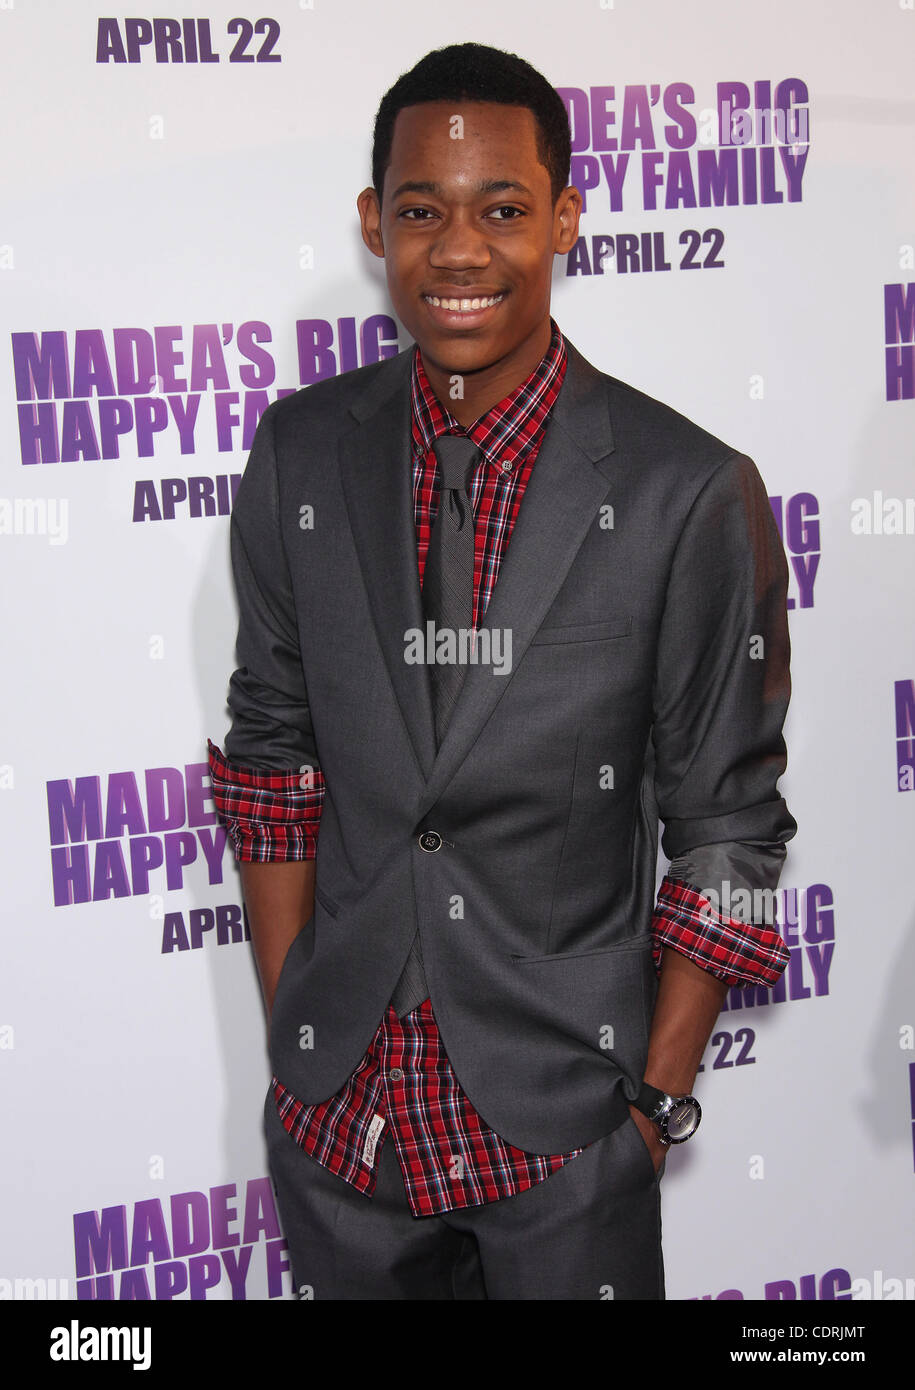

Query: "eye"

xmin=489 ymin=206 xmax=525 ymax=221
xmin=399 ymin=206 xmax=437 ymax=221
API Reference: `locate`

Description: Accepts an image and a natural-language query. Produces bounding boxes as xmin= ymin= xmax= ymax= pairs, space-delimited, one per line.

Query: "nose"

xmin=428 ymin=210 xmax=491 ymax=270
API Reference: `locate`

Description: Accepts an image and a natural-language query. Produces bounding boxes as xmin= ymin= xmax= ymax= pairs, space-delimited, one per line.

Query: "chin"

xmin=421 ymin=333 xmax=510 ymax=371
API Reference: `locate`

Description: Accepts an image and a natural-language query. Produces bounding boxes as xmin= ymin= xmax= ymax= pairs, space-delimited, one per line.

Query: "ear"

xmin=553 ymin=185 xmax=582 ymax=254
xmin=357 ymin=187 xmax=385 ymax=259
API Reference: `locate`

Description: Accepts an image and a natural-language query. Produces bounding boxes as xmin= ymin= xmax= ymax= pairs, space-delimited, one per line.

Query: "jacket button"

xmin=418 ymin=830 xmax=443 ymax=852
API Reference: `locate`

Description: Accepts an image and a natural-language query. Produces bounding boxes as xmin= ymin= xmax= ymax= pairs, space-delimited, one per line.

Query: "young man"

xmin=209 ymin=43 xmax=795 ymax=1300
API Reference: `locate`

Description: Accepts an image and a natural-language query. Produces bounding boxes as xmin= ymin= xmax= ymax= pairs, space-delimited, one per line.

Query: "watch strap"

xmin=634 ymin=1082 xmax=669 ymax=1120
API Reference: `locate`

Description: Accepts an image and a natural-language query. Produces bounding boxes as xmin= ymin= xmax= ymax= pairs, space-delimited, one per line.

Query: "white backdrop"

xmin=1 ymin=0 xmax=913 ymax=1302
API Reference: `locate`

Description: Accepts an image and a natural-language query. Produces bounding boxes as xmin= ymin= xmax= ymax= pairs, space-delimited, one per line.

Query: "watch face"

xmin=665 ymin=1099 xmax=701 ymax=1143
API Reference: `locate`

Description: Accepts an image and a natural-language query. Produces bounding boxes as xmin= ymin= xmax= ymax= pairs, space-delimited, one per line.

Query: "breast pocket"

xmin=529 ymin=616 xmax=632 ymax=646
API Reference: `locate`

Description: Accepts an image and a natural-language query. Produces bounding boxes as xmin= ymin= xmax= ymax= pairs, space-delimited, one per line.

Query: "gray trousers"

xmin=264 ymin=1089 xmax=665 ymax=1300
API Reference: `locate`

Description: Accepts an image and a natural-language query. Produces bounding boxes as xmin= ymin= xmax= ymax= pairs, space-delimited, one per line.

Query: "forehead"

xmin=386 ymin=101 xmax=548 ymax=193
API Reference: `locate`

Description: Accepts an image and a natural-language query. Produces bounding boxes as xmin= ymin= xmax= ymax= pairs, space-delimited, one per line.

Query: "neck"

xmin=420 ymin=318 xmax=553 ymax=427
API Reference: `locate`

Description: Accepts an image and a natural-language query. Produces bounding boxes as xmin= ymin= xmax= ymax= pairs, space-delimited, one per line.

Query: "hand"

xmin=628 ymin=1103 xmax=669 ymax=1174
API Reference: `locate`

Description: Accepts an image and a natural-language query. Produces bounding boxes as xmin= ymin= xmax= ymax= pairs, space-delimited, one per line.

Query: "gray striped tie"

xmin=390 ymin=435 xmax=479 ymax=1018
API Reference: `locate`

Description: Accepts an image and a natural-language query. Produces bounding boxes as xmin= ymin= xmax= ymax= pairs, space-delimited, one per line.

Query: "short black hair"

xmin=371 ymin=43 xmax=571 ymax=204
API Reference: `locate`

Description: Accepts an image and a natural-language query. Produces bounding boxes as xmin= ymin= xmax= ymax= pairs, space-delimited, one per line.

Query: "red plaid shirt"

xmin=208 ymin=321 xmax=789 ymax=1217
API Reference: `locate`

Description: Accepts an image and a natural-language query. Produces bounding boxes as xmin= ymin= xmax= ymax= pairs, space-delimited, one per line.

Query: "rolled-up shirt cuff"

xmin=206 ymin=738 xmax=324 ymax=862
xmin=651 ymin=873 xmax=789 ymax=988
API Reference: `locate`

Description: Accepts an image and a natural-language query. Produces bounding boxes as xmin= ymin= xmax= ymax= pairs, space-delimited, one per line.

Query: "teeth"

xmin=427 ymin=295 xmax=503 ymax=311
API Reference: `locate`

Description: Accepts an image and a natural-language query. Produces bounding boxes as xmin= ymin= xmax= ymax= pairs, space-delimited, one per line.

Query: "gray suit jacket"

xmin=223 ymin=337 xmax=796 ymax=1154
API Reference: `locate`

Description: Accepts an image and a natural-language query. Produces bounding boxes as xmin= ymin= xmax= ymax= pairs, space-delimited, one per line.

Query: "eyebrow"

xmin=389 ymin=179 xmax=535 ymax=199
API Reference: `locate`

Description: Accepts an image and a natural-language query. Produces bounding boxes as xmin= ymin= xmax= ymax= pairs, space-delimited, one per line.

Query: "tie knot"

xmin=433 ymin=434 xmax=479 ymax=493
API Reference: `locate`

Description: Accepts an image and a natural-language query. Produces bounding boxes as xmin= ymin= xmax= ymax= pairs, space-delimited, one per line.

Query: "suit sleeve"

xmin=648 ymin=451 xmax=797 ymax=987
xmin=208 ymin=399 xmax=325 ymax=862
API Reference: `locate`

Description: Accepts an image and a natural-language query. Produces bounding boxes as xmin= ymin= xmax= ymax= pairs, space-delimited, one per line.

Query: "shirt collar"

xmin=410 ymin=319 xmax=567 ymax=468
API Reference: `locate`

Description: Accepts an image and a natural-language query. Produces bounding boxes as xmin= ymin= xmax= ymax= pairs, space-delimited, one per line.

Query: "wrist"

xmin=632 ymin=1082 xmax=702 ymax=1144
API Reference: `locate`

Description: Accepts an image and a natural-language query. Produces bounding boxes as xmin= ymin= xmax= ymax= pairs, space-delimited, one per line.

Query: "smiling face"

xmin=358 ymin=101 xmax=580 ymax=421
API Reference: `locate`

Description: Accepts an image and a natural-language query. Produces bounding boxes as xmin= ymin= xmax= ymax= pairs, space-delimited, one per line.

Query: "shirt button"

xmin=418 ymin=830 xmax=443 ymax=852
xmin=389 ymin=1068 xmax=404 ymax=1081
xmin=501 ymin=460 xmax=513 ymax=472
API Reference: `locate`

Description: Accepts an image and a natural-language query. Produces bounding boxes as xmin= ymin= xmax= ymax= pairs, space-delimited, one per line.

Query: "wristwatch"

xmin=633 ymin=1082 xmax=702 ymax=1144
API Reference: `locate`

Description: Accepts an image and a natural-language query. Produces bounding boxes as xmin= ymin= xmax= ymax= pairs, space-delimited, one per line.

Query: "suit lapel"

xmin=339 ymin=339 xmax=617 ymax=809
xmin=339 ymin=349 xmax=439 ymax=783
